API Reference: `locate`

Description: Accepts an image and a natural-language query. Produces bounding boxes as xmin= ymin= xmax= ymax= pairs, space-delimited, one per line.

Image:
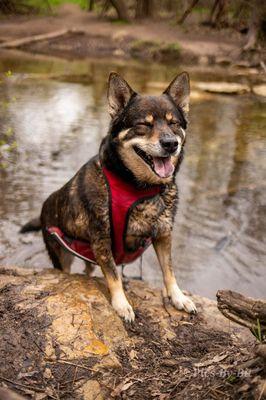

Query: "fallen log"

xmin=255 ymin=343 xmax=266 ymax=360
xmin=217 ymin=290 xmax=266 ymax=365
xmin=0 ymin=28 xmax=85 ymax=49
xmin=217 ymin=290 xmax=266 ymax=333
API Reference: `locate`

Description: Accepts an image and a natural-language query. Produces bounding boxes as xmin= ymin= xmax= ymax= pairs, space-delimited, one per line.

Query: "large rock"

xmin=253 ymin=84 xmax=266 ymax=97
xmin=194 ymin=81 xmax=250 ymax=95
xmin=0 ymin=267 xmax=262 ymax=400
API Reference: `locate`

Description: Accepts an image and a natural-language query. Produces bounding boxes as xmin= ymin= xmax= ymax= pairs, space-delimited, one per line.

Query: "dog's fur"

xmin=21 ymin=72 xmax=197 ymax=321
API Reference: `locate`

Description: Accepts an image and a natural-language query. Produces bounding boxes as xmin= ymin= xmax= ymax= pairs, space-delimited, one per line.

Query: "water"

xmin=0 ymin=50 xmax=265 ymax=299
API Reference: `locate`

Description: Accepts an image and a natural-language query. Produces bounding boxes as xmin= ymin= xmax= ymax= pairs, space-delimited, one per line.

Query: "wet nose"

xmin=159 ymin=137 xmax=178 ymax=154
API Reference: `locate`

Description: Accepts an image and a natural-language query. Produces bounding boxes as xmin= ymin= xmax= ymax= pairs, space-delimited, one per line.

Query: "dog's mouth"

xmin=133 ymin=146 xmax=174 ymax=178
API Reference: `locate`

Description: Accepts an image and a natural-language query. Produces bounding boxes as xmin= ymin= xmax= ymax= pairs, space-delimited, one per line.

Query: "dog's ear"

xmin=163 ymin=72 xmax=190 ymax=115
xmin=107 ymin=72 xmax=136 ymax=118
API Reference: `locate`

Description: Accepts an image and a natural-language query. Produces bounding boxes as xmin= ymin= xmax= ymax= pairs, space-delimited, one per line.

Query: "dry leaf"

xmin=129 ymin=349 xmax=137 ymax=360
xmin=111 ymin=378 xmax=136 ymax=397
xmin=194 ymin=353 xmax=228 ymax=368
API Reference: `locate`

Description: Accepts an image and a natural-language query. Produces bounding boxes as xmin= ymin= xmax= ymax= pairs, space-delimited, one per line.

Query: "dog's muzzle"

xmin=159 ymin=137 xmax=178 ymax=154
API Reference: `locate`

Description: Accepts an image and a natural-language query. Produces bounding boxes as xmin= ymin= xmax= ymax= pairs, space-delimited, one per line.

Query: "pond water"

xmin=0 ymin=51 xmax=265 ymax=299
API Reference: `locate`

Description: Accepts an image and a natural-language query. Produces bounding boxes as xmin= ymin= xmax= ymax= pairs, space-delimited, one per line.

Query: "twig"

xmin=33 ymin=339 xmax=46 ymax=354
xmin=237 ymin=357 xmax=261 ymax=370
xmin=0 ymin=375 xmax=57 ymax=399
xmin=58 ymin=364 xmax=72 ymax=381
xmin=162 ymin=296 xmax=172 ymax=319
xmin=257 ymin=381 xmax=266 ymax=400
xmin=0 ymin=375 xmax=42 ymax=391
xmin=0 ymin=28 xmax=85 ymax=49
xmin=70 ymin=320 xmax=84 ymax=344
xmin=60 ymin=375 xmax=87 ymax=387
xmin=47 ymin=359 xmax=96 ymax=372
xmin=72 ymin=366 xmax=78 ymax=391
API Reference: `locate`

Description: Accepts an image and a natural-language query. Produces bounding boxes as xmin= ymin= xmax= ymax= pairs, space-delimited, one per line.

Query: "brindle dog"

xmin=21 ymin=72 xmax=197 ymax=322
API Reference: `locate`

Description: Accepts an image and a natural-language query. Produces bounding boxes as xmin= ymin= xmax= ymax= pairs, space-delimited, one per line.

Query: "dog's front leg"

xmin=92 ymin=240 xmax=135 ymax=322
xmin=153 ymin=235 xmax=197 ymax=314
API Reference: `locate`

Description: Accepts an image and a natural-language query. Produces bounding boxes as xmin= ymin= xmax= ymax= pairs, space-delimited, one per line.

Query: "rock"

xmin=113 ymin=48 xmax=126 ymax=57
xmin=216 ymin=57 xmax=232 ymax=66
xmin=80 ymin=380 xmax=104 ymax=400
xmin=198 ymin=55 xmax=210 ymax=66
xmin=146 ymin=82 xmax=214 ymax=101
xmin=0 ymin=266 xmax=260 ymax=399
xmin=195 ymin=81 xmax=250 ymax=94
xmin=0 ymin=388 xmax=25 ymax=400
xmin=112 ymin=30 xmax=128 ymax=42
xmin=253 ymin=84 xmax=266 ymax=97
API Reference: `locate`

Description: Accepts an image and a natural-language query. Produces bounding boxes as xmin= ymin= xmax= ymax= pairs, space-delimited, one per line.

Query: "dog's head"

xmin=102 ymin=72 xmax=190 ymax=185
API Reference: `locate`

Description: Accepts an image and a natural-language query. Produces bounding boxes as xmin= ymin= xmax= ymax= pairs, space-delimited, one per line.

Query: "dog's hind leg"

xmin=59 ymin=248 xmax=74 ymax=274
xmin=84 ymin=261 xmax=95 ymax=277
xmin=42 ymin=229 xmax=73 ymax=273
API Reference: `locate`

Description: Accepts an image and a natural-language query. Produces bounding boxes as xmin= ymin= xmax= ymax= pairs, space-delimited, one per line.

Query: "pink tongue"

xmin=153 ymin=156 xmax=174 ymax=178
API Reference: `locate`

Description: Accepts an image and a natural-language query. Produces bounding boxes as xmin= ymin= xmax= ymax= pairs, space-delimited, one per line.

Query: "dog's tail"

xmin=20 ymin=216 xmax=41 ymax=233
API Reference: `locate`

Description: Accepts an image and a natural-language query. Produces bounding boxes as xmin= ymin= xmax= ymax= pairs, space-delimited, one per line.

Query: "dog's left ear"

xmin=163 ymin=72 xmax=190 ymax=115
xmin=107 ymin=72 xmax=136 ymax=118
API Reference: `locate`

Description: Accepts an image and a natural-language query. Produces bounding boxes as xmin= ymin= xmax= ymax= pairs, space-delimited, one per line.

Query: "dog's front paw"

xmin=168 ymin=285 xmax=197 ymax=314
xmin=111 ymin=293 xmax=135 ymax=322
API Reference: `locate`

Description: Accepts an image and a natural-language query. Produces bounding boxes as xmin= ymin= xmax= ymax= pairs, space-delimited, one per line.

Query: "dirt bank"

xmin=0 ymin=266 xmax=265 ymax=400
xmin=0 ymin=4 xmax=264 ymax=68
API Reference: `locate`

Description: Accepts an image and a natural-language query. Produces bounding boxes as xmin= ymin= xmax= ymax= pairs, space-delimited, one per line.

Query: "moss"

xmin=163 ymin=42 xmax=180 ymax=52
xmin=157 ymin=42 xmax=181 ymax=61
xmin=130 ymin=39 xmax=181 ymax=62
xmin=19 ymin=0 xmax=88 ymax=14
xmin=110 ymin=19 xmax=130 ymax=25
xmin=130 ymin=39 xmax=160 ymax=52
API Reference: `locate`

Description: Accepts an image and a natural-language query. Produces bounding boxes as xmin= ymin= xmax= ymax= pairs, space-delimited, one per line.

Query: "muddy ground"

xmin=0 ymin=4 xmax=265 ymax=68
xmin=0 ymin=267 xmax=265 ymax=400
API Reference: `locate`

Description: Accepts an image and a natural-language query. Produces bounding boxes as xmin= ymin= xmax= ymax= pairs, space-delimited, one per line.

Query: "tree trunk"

xmin=244 ymin=0 xmax=266 ymax=50
xmin=135 ymin=0 xmax=154 ymax=19
xmin=88 ymin=0 xmax=94 ymax=11
xmin=213 ymin=0 xmax=228 ymax=27
xmin=178 ymin=0 xmax=199 ymax=24
xmin=0 ymin=0 xmax=16 ymax=13
xmin=109 ymin=0 xmax=129 ymax=21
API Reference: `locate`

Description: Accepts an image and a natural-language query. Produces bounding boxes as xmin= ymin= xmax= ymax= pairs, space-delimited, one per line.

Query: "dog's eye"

xmin=169 ymin=121 xmax=179 ymax=126
xmin=136 ymin=123 xmax=151 ymax=128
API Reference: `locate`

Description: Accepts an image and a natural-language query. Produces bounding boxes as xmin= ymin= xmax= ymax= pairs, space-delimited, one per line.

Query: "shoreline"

xmin=0 ymin=6 xmax=265 ymax=74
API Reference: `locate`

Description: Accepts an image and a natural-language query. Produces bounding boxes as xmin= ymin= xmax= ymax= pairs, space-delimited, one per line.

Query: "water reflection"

xmin=0 ymin=54 xmax=265 ymax=299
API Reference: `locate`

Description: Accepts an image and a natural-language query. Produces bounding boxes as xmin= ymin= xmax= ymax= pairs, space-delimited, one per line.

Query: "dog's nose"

xmin=159 ymin=137 xmax=178 ymax=154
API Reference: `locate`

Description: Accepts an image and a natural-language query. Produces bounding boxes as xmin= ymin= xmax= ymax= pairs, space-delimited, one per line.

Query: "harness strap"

xmin=102 ymin=167 xmax=162 ymax=265
xmin=47 ymin=226 xmax=96 ymax=264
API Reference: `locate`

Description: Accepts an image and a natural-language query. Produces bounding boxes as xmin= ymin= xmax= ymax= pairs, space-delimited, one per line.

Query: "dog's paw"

xmin=168 ymin=285 xmax=197 ymax=314
xmin=111 ymin=293 xmax=135 ymax=322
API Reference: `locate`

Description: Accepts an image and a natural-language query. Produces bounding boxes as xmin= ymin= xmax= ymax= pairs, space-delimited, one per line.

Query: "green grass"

xmin=23 ymin=0 xmax=89 ymax=13
xmin=251 ymin=319 xmax=263 ymax=342
xmin=163 ymin=42 xmax=180 ymax=52
xmin=110 ymin=19 xmax=130 ymax=25
xmin=129 ymin=39 xmax=180 ymax=62
xmin=130 ymin=39 xmax=161 ymax=52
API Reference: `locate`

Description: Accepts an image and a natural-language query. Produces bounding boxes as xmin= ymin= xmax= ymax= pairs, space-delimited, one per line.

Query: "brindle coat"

xmin=22 ymin=72 xmax=197 ymax=321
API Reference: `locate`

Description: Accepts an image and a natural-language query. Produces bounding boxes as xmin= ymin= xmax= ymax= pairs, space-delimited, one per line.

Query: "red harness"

xmin=48 ymin=167 xmax=162 ymax=265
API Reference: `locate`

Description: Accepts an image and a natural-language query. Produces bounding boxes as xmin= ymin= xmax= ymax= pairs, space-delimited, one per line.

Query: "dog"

xmin=20 ymin=71 xmax=197 ymax=322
